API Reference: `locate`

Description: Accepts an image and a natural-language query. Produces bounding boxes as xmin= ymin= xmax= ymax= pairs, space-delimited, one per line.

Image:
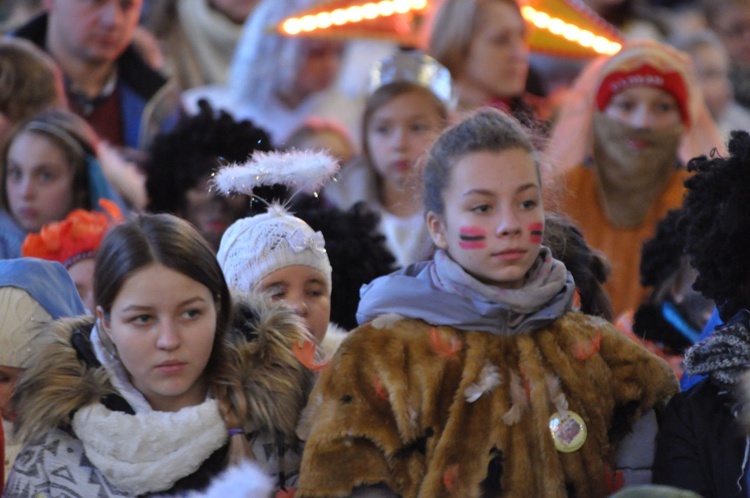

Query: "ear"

xmin=426 ymin=211 xmax=448 ymax=249
xmin=96 ymin=306 xmax=111 ymax=333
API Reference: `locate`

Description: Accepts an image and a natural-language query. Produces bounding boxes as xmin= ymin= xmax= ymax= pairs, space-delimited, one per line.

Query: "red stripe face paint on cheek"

xmin=459 ymin=226 xmax=487 ymax=249
xmin=528 ymin=222 xmax=543 ymax=244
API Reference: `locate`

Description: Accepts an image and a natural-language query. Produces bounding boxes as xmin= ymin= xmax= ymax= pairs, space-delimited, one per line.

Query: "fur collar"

xmin=13 ymin=292 xmax=314 ymax=445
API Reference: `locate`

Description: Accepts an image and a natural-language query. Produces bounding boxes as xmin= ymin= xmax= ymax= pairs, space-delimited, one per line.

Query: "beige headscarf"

xmin=0 ymin=288 xmax=51 ymax=369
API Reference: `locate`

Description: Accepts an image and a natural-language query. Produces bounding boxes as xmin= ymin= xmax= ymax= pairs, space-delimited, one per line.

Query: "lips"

xmin=392 ymin=160 xmax=412 ymax=172
xmin=17 ymin=207 xmax=38 ymax=220
xmin=155 ymin=360 xmax=186 ymax=374
xmin=494 ymin=249 xmax=526 ymax=262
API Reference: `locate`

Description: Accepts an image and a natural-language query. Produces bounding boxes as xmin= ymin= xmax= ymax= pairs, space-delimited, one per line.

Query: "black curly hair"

xmin=543 ymin=212 xmax=614 ymax=322
xmin=292 ymin=195 xmax=398 ymax=330
xmin=640 ymin=208 xmax=686 ymax=290
xmin=144 ymin=100 xmax=273 ymax=214
xmin=682 ymin=130 xmax=750 ymax=321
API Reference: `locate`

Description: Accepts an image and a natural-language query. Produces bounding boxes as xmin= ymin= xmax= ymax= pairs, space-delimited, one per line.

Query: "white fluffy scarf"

xmin=69 ymin=324 xmax=228 ymax=495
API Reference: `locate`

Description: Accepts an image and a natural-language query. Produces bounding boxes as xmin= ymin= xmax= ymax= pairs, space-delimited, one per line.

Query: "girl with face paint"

xmin=297 ymin=108 xmax=678 ymax=497
xmin=547 ymin=40 xmax=724 ymax=317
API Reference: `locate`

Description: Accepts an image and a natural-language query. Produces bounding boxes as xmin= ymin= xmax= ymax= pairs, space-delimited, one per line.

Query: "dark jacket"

xmin=13 ymin=14 xmax=181 ymax=149
xmin=653 ymin=378 xmax=748 ymax=498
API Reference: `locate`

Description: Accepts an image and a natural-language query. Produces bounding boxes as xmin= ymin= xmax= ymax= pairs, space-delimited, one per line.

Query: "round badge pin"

xmin=549 ymin=410 xmax=587 ymax=453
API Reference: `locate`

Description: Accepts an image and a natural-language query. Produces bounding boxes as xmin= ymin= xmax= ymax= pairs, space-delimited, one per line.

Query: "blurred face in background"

xmin=690 ymin=43 xmax=733 ymax=119
xmin=712 ymin=3 xmax=750 ymax=67
xmin=458 ymin=0 xmax=529 ymax=104
xmin=45 ymin=0 xmax=143 ymax=65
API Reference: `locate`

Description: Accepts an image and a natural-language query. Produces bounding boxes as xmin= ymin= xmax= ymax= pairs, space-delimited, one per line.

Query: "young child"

xmin=4 ymin=214 xmax=313 ymax=496
xmin=214 ymin=150 xmax=349 ymax=355
xmin=0 ymin=109 xmax=125 ymax=259
xmin=0 ymin=258 xmax=86 ymax=485
xmin=547 ymin=39 xmax=723 ymax=317
xmin=325 ymin=50 xmax=453 ymax=267
xmin=21 ymin=199 xmax=123 ymax=313
xmin=297 ymin=108 xmax=678 ymax=498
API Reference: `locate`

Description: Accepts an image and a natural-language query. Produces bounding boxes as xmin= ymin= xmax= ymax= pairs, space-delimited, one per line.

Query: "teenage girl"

xmin=0 ymin=109 xmax=124 ymax=259
xmin=297 ymin=108 xmax=678 ymax=498
xmin=4 ymin=214 xmax=313 ymax=496
xmin=325 ymin=51 xmax=451 ymax=267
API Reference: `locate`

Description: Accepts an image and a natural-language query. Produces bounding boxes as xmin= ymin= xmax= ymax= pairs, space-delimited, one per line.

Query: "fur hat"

xmin=217 ymin=204 xmax=332 ymax=294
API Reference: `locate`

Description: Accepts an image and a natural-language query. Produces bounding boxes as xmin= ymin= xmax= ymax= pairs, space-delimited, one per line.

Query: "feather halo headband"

xmin=211 ymin=150 xmax=340 ymax=199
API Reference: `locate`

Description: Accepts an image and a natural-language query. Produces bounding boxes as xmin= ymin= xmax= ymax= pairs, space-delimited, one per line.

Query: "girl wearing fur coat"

xmin=297 ymin=109 xmax=679 ymax=498
xmin=2 ymin=214 xmax=314 ymax=497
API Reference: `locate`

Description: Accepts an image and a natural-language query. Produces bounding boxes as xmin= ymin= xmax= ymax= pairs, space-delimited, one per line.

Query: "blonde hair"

xmin=428 ymin=0 xmax=521 ymax=77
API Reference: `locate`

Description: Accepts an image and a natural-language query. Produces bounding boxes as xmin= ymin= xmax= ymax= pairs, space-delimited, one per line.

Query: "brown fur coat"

xmin=297 ymin=312 xmax=678 ymax=498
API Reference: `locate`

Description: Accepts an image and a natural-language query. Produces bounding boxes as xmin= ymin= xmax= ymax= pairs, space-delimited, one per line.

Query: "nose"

xmin=156 ymin=320 xmax=181 ymax=351
xmin=495 ymin=208 xmax=522 ymax=237
xmin=288 ymin=295 xmax=308 ymax=318
xmin=626 ymin=105 xmax=653 ymax=130
xmin=392 ymin=126 xmax=408 ymax=151
xmin=20 ymin=177 xmax=35 ymax=199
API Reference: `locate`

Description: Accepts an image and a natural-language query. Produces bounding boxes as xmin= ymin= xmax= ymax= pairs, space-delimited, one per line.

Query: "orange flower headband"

xmin=22 ymin=199 xmax=123 ymax=268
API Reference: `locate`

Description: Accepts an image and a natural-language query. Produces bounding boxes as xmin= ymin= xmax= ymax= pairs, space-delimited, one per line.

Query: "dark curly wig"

xmin=144 ymin=99 xmax=273 ymax=214
xmin=683 ymin=130 xmax=750 ymax=321
xmin=292 ymin=195 xmax=398 ymax=330
xmin=640 ymin=208 xmax=686 ymax=289
xmin=543 ymin=212 xmax=614 ymax=322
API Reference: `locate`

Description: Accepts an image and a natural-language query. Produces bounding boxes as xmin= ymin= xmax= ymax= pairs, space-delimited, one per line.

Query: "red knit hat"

xmin=21 ymin=199 xmax=123 ymax=268
xmin=595 ymin=63 xmax=690 ymax=126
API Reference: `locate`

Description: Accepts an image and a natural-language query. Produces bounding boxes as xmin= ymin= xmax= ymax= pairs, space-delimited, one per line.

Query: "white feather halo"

xmin=211 ymin=149 xmax=340 ymax=196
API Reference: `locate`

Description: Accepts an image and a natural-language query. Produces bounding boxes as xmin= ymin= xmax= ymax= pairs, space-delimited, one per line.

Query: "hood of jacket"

xmin=12 ymin=292 xmax=314 ymax=445
xmin=356 ymin=260 xmax=575 ymax=336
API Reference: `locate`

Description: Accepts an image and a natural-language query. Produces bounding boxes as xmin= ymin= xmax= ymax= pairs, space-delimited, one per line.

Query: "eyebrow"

xmin=462 ymin=183 xmax=538 ymax=197
xmin=120 ymin=296 xmax=207 ymax=313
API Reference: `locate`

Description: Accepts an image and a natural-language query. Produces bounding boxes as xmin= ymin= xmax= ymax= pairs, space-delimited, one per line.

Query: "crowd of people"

xmin=0 ymin=0 xmax=749 ymax=496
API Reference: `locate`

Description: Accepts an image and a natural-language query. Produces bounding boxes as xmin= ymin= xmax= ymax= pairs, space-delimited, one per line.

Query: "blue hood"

xmin=0 ymin=258 xmax=86 ymax=318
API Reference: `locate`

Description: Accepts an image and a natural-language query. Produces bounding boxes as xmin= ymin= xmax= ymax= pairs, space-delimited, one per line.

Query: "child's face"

xmin=603 ymin=86 xmax=683 ymax=131
xmin=183 ymin=174 xmax=249 ymax=251
xmin=97 ymin=263 xmax=216 ymax=412
xmin=691 ymin=44 xmax=732 ymax=120
xmin=260 ymin=265 xmax=331 ymax=343
xmin=712 ymin=3 xmax=750 ymax=67
xmin=68 ymin=257 xmax=95 ymax=313
xmin=5 ymin=130 xmax=77 ymax=233
xmin=0 ymin=364 xmax=23 ymax=422
xmin=366 ymin=90 xmax=444 ymax=191
xmin=427 ymin=148 xmax=543 ymax=289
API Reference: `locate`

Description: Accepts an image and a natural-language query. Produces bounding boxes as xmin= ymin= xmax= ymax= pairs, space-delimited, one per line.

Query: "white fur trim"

xmin=72 ymin=400 xmax=227 ymax=495
xmin=465 ymin=362 xmax=502 ymax=403
xmin=371 ymin=313 xmax=405 ymax=329
xmin=198 ymin=461 xmax=273 ymax=498
xmin=212 ymin=150 xmax=339 ymax=196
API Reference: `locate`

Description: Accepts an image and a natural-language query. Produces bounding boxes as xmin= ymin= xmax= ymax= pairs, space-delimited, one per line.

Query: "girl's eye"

xmin=655 ymin=102 xmax=677 ymax=113
xmin=411 ymin=123 xmax=429 ymax=132
xmin=471 ymin=204 xmax=491 ymax=214
xmin=39 ymin=170 xmax=56 ymax=183
xmin=130 ymin=315 xmax=153 ymax=325
xmin=6 ymin=167 xmax=21 ymax=181
xmin=520 ymin=199 xmax=538 ymax=210
xmin=182 ymin=308 xmax=202 ymax=320
xmin=374 ymin=125 xmax=390 ymax=135
xmin=615 ymin=101 xmax=635 ymax=112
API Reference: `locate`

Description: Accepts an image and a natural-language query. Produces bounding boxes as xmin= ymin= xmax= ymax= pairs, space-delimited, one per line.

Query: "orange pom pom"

xmin=571 ymin=330 xmax=602 ymax=361
xmin=292 ymin=340 xmax=330 ymax=372
xmin=21 ymin=199 xmax=122 ymax=267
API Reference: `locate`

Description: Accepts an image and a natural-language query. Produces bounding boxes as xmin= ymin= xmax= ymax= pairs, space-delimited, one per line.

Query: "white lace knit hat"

xmin=212 ymin=150 xmax=339 ymax=294
xmin=217 ymin=204 xmax=332 ymax=294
